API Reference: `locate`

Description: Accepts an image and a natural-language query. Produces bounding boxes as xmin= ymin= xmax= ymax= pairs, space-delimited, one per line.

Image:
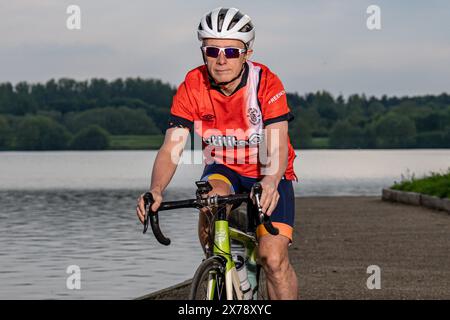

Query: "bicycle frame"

xmin=208 ymin=219 xmax=259 ymax=300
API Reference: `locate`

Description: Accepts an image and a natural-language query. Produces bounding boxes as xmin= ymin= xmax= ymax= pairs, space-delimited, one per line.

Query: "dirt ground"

xmin=139 ymin=196 xmax=450 ymax=300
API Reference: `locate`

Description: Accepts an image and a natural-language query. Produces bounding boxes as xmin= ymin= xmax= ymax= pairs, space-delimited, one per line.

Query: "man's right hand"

xmin=136 ymin=188 xmax=163 ymax=224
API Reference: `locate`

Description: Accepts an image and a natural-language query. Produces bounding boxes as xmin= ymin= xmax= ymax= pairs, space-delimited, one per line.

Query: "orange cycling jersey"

xmin=168 ymin=60 xmax=297 ymax=181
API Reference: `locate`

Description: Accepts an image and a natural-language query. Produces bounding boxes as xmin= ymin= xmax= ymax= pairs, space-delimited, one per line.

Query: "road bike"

xmin=142 ymin=181 xmax=279 ymax=300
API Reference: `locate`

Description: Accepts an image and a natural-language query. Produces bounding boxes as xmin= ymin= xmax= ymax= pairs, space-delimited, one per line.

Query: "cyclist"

xmin=136 ymin=7 xmax=298 ymax=300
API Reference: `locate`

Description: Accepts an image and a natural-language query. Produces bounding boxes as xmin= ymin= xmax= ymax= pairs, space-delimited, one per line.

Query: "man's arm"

xmin=258 ymin=120 xmax=289 ymax=216
xmin=149 ymin=127 xmax=190 ymax=194
xmin=136 ymin=127 xmax=190 ymax=223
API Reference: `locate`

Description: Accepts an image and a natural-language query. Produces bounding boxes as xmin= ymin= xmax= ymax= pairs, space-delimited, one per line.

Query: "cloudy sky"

xmin=0 ymin=0 xmax=449 ymax=97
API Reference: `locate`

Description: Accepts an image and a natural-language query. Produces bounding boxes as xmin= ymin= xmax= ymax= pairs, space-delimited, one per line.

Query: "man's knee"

xmin=205 ymin=178 xmax=232 ymax=196
xmin=261 ymin=254 xmax=288 ymax=277
xmin=258 ymin=236 xmax=290 ymax=277
xmin=198 ymin=178 xmax=232 ymax=250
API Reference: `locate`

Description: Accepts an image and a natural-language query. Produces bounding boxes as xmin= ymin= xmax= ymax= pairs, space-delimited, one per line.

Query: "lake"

xmin=0 ymin=149 xmax=448 ymax=299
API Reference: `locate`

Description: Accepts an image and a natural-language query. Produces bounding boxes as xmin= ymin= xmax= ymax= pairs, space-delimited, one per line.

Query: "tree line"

xmin=0 ymin=78 xmax=449 ymax=150
xmin=288 ymin=91 xmax=450 ymax=149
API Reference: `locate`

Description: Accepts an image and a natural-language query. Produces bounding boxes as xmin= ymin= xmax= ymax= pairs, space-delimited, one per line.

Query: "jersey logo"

xmin=201 ymin=114 xmax=215 ymax=121
xmin=203 ymin=133 xmax=264 ymax=147
xmin=247 ymin=107 xmax=261 ymax=125
xmin=268 ymin=90 xmax=286 ymax=105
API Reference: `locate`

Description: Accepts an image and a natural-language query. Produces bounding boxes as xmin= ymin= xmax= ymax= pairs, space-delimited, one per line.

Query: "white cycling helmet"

xmin=197 ymin=7 xmax=255 ymax=49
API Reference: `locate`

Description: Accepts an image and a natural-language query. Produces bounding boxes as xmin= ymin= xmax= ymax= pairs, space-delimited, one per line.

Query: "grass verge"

xmin=391 ymin=168 xmax=450 ymax=199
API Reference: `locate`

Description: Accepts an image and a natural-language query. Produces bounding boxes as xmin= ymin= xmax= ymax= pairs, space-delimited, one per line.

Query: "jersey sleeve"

xmin=260 ymin=71 xmax=294 ymax=126
xmin=167 ymin=81 xmax=194 ymax=131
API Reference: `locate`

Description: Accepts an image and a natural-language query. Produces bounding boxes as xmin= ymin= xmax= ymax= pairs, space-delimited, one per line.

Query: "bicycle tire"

xmin=189 ymin=256 xmax=230 ymax=300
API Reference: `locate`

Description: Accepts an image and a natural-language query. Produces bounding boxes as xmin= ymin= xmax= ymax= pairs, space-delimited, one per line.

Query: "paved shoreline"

xmin=138 ymin=196 xmax=450 ymax=300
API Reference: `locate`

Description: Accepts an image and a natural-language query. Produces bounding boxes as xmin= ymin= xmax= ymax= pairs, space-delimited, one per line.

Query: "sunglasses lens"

xmin=205 ymin=47 xmax=220 ymax=58
xmin=224 ymin=48 xmax=241 ymax=59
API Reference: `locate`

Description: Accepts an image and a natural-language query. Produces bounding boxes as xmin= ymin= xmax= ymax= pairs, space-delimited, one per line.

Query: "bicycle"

xmin=142 ymin=180 xmax=279 ymax=300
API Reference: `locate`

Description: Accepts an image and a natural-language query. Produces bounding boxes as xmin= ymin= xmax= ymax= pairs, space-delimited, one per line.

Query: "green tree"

xmin=415 ymin=131 xmax=445 ymax=148
xmin=366 ymin=101 xmax=385 ymax=118
xmin=298 ymin=108 xmax=325 ymax=137
xmin=346 ymin=94 xmax=366 ymax=127
xmin=0 ymin=116 xmax=11 ymax=149
xmin=64 ymin=106 xmax=160 ymax=135
xmin=443 ymin=126 xmax=450 ymax=148
xmin=390 ymin=100 xmax=421 ymax=117
xmin=414 ymin=109 xmax=447 ymax=133
xmin=313 ymin=91 xmax=338 ymax=122
xmin=329 ymin=120 xmax=365 ymax=148
xmin=15 ymin=116 xmax=71 ymax=150
xmin=289 ymin=117 xmax=312 ymax=148
xmin=373 ymin=113 xmax=416 ymax=148
xmin=149 ymin=106 xmax=171 ymax=133
xmin=0 ymin=83 xmax=15 ymax=114
xmin=70 ymin=125 xmax=110 ymax=150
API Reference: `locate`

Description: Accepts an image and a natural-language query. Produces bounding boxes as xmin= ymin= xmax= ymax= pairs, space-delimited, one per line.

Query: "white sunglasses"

xmin=201 ymin=46 xmax=247 ymax=59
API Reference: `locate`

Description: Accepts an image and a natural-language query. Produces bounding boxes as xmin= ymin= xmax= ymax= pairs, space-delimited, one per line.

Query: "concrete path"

xmin=139 ymin=196 xmax=450 ymax=300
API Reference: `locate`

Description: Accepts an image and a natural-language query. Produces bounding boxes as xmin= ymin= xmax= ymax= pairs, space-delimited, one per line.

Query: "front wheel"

xmin=189 ymin=256 xmax=229 ymax=300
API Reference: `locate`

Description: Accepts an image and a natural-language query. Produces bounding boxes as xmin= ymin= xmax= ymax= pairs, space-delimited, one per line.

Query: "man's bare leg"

xmin=198 ymin=179 xmax=232 ymax=255
xmin=258 ymin=234 xmax=298 ymax=299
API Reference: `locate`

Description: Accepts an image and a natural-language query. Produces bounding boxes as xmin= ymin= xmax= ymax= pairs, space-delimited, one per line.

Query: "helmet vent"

xmin=205 ymin=13 xmax=212 ymax=30
xmin=228 ymin=11 xmax=244 ymax=30
xmin=239 ymin=22 xmax=253 ymax=33
xmin=217 ymin=8 xmax=229 ymax=32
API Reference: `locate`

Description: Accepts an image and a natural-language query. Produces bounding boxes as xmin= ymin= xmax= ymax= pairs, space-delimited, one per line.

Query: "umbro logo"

xmin=201 ymin=114 xmax=215 ymax=121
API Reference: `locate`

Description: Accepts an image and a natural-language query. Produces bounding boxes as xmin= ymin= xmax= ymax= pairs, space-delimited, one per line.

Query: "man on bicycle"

xmin=136 ymin=7 xmax=298 ymax=300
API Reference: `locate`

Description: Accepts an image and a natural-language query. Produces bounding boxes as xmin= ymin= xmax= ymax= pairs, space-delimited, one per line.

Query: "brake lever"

xmin=142 ymin=192 xmax=171 ymax=246
xmin=252 ymin=182 xmax=279 ymax=236
xmin=143 ymin=193 xmax=152 ymax=234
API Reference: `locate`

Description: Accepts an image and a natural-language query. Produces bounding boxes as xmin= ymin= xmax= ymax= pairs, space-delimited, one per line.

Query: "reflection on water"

xmin=0 ymin=149 xmax=449 ymax=299
xmin=0 ymin=189 xmax=203 ymax=300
